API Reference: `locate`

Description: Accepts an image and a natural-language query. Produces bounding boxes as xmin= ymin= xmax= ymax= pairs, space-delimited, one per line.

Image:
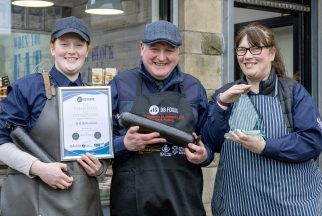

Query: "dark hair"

xmin=235 ymin=22 xmax=286 ymax=77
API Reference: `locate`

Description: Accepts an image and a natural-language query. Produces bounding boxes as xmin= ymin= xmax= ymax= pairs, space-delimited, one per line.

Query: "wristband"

xmin=216 ymin=94 xmax=231 ymax=107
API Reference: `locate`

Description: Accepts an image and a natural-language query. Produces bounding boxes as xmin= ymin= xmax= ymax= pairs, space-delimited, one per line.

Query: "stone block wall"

xmin=178 ymin=1 xmax=224 ymax=215
xmin=178 ymin=0 xmax=223 ymax=96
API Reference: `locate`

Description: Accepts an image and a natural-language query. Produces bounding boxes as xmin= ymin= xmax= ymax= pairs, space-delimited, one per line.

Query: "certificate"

xmin=58 ymin=86 xmax=114 ymax=161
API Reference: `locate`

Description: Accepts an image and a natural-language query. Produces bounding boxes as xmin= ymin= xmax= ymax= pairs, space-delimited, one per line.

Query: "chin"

xmin=64 ymin=69 xmax=79 ymax=75
xmin=244 ymin=69 xmax=257 ymax=76
xmin=151 ymin=72 xmax=170 ymax=80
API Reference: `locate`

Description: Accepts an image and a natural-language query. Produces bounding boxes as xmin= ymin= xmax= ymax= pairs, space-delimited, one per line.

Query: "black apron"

xmin=0 ymin=77 xmax=102 ymax=216
xmin=110 ymin=76 xmax=205 ymax=216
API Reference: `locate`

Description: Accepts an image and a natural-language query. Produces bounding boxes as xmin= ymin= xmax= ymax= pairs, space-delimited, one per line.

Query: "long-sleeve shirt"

xmin=202 ymin=81 xmax=322 ymax=164
xmin=0 ymin=66 xmax=83 ymax=145
xmin=109 ymin=63 xmax=209 ymax=163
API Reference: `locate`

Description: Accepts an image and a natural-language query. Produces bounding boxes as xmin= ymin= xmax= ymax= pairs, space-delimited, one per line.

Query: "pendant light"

xmin=85 ymin=0 xmax=124 ymax=15
xmin=12 ymin=0 xmax=54 ymax=7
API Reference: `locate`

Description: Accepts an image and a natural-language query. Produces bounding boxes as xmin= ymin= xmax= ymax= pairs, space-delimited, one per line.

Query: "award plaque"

xmin=58 ymin=86 xmax=114 ymax=161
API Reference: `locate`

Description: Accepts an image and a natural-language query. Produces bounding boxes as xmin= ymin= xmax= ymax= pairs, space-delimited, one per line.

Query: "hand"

xmin=124 ymin=126 xmax=166 ymax=151
xmin=226 ymin=129 xmax=266 ymax=154
xmin=30 ymin=160 xmax=73 ymax=190
xmin=185 ymin=133 xmax=208 ymax=164
xmin=219 ymin=84 xmax=252 ymax=105
xmin=77 ymin=153 xmax=103 ymax=176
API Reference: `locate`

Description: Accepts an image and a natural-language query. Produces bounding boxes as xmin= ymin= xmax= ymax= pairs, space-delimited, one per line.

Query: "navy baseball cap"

xmin=141 ymin=20 xmax=182 ymax=47
xmin=51 ymin=16 xmax=90 ymax=42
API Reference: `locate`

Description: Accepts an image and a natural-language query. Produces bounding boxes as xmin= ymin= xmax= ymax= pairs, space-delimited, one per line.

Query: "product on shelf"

xmin=91 ymin=68 xmax=118 ymax=85
xmin=104 ymin=68 xmax=117 ymax=84
xmin=0 ymin=76 xmax=10 ymax=87
xmin=0 ymin=76 xmax=9 ymax=100
xmin=92 ymin=68 xmax=105 ymax=85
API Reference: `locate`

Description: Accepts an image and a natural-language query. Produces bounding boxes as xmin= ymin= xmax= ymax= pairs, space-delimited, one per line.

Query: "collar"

xmin=50 ymin=65 xmax=83 ymax=87
xmin=241 ymin=67 xmax=276 ymax=96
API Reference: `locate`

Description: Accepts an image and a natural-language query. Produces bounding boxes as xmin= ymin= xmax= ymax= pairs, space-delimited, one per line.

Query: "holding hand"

xmin=124 ymin=126 xmax=167 ymax=151
xmin=30 ymin=160 xmax=73 ymax=190
xmin=226 ymin=129 xmax=266 ymax=154
xmin=77 ymin=153 xmax=103 ymax=176
xmin=185 ymin=133 xmax=208 ymax=164
xmin=218 ymin=84 xmax=252 ymax=108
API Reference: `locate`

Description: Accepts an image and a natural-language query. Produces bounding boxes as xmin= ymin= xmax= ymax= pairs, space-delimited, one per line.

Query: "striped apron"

xmin=212 ymin=90 xmax=322 ymax=216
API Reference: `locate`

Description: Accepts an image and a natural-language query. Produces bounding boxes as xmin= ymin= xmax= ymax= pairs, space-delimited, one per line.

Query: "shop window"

xmin=159 ymin=0 xmax=172 ymax=22
xmin=0 ymin=0 xmax=153 ymax=84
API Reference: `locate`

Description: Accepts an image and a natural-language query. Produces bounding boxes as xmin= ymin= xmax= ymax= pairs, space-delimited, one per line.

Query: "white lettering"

xmin=166 ymin=107 xmax=178 ymax=113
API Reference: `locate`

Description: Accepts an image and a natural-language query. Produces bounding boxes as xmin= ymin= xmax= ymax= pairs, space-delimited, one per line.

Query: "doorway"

xmin=232 ymin=0 xmax=322 ymax=169
xmin=234 ymin=16 xmax=297 ymax=80
xmin=233 ymin=1 xmax=311 ymax=92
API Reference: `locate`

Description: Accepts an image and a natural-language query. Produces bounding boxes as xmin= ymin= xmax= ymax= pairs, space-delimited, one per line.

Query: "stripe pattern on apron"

xmin=212 ymin=93 xmax=322 ymax=216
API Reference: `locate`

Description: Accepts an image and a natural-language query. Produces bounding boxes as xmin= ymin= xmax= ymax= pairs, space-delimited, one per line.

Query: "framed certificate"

xmin=58 ymin=86 xmax=114 ymax=161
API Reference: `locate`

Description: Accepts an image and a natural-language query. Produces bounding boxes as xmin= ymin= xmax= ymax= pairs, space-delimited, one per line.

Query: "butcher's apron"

xmin=1 ymin=73 xmax=102 ymax=216
xmin=212 ymin=92 xmax=322 ymax=216
xmin=110 ymin=76 xmax=205 ymax=216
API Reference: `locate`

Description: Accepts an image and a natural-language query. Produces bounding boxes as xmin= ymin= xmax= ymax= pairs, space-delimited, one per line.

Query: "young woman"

xmin=0 ymin=16 xmax=105 ymax=216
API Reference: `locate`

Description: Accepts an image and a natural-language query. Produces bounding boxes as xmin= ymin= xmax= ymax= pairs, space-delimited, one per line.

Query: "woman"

xmin=0 ymin=16 xmax=105 ymax=216
xmin=202 ymin=23 xmax=322 ymax=215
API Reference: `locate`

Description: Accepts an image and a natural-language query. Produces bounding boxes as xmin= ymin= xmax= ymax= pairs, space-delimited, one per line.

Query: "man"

xmin=109 ymin=20 xmax=209 ymax=216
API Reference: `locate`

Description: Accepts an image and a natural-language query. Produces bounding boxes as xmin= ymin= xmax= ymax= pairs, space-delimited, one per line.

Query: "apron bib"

xmin=110 ymin=76 xmax=205 ymax=216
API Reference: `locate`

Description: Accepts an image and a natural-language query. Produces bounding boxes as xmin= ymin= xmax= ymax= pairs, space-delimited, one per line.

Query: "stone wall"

xmin=179 ymin=0 xmax=223 ymax=96
xmin=178 ymin=1 xmax=223 ymax=215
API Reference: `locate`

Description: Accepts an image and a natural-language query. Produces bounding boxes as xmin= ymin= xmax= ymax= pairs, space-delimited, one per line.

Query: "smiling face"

xmin=236 ymin=35 xmax=276 ymax=82
xmin=50 ymin=33 xmax=89 ymax=81
xmin=140 ymin=41 xmax=180 ymax=80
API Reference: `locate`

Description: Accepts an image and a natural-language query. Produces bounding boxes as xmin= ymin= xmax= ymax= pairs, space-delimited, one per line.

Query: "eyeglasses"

xmin=235 ymin=46 xmax=272 ymax=56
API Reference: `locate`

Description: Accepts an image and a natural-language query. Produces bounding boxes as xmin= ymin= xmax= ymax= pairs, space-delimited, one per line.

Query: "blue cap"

xmin=51 ymin=16 xmax=90 ymax=42
xmin=142 ymin=20 xmax=182 ymax=47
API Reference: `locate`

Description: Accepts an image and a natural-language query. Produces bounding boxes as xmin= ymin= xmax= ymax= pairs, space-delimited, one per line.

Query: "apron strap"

xmin=42 ymin=71 xmax=56 ymax=99
xmin=136 ymin=74 xmax=143 ymax=96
